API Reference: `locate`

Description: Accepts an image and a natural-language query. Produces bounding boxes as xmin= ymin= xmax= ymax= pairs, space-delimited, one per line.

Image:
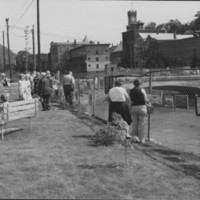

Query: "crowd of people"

xmin=107 ymin=79 xmax=150 ymax=144
xmin=17 ymin=70 xmax=75 ymax=111
xmin=18 ymin=71 xmax=61 ymax=111
xmin=0 ymin=70 xmax=149 ymax=143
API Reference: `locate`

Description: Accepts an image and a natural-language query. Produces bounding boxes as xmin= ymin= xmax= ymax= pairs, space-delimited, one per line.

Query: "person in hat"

xmin=18 ymin=74 xmax=26 ymax=100
xmin=38 ymin=72 xmax=51 ymax=111
xmin=33 ymin=72 xmax=41 ymax=97
xmin=24 ymin=73 xmax=32 ymax=100
xmin=62 ymin=71 xmax=75 ymax=108
xmin=1 ymin=73 xmax=10 ymax=87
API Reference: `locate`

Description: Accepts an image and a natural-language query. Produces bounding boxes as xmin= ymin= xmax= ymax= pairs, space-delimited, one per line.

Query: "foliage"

xmin=145 ymin=22 xmax=156 ymax=30
xmin=93 ymin=123 xmax=125 ymax=146
xmin=153 ymin=11 xmax=200 ymax=34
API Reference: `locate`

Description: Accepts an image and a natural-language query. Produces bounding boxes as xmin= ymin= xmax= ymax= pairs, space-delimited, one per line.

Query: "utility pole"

xmin=24 ymin=26 xmax=29 ymax=72
xmin=32 ymin=25 xmax=36 ymax=72
xmin=2 ymin=31 xmax=6 ymax=72
xmin=5 ymin=18 xmax=12 ymax=79
xmin=37 ymin=0 xmax=41 ymax=72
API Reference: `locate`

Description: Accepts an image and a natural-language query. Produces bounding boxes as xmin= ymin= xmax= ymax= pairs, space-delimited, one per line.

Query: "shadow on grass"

xmin=180 ymin=164 xmax=200 ymax=180
xmin=151 ymin=149 xmax=180 ymax=156
xmin=4 ymin=128 xmax=23 ymax=136
xmin=78 ymin=163 xmax=121 ymax=170
xmin=164 ymin=156 xmax=186 ymax=163
xmin=72 ymin=135 xmax=94 ymax=139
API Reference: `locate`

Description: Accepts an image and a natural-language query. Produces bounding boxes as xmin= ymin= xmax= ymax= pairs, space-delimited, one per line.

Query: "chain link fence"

xmin=71 ymin=68 xmax=200 ymax=155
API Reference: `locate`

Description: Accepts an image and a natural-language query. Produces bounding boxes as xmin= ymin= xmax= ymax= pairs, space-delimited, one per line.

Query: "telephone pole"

xmin=5 ymin=18 xmax=12 ymax=78
xmin=2 ymin=31 xmax=6 ymax=72
xmin=32 ymin=25 xmax=36 ymax=72
xmin=24 ymin=26 xmax=29 ymax=72
xmin=37 ymin=0 xmax=41 ymax=72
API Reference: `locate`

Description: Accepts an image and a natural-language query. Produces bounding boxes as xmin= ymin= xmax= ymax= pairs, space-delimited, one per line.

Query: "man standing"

xmin=33 ymin=72 xmax=41 ymax=97
xmin=38 ymin=72 xmax=52 ymax=111
xmin=63 ymin=71 xmax=75 ymax=108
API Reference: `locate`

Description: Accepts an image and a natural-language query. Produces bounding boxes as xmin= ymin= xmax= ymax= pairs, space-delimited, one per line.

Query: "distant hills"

xmin=0 ymin=44 xmax=16 ymax=72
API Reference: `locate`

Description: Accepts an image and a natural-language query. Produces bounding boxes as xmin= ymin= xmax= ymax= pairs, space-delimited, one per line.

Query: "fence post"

xmin=147 ymin=72 xmax=152 ymax=141
xmin=78 ymin=77 xmax=80 ymax=106
xmin=92 ymin=77 xmax=95 ymax=116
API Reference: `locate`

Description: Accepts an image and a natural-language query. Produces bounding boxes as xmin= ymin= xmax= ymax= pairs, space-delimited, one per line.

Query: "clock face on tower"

xmin=130 ymin=16 xmax=136 ymax=24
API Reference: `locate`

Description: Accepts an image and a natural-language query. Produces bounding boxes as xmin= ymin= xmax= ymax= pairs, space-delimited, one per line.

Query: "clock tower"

xmin=122 ymin=9 xmax=144 ymax=68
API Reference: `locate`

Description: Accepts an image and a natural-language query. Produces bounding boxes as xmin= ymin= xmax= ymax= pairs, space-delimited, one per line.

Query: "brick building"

xmin=144 ymin=34 xmax=200 ymax=68
xmin=115 ymin=9 xmax=198 ymax=69
xmin=49 ymin=36 xmax=91 ymax=72
xmin=122 ymin=10 xmax=144 ymax=68
xmin=110 ymin=42 xmax=123 ymax=68
xmin=68 ymin=43 xmax=110 ymax=74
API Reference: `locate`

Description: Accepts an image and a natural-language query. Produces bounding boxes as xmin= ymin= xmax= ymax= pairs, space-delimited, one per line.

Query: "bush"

xmin=93 ymin=123 xmax=126 ymax=146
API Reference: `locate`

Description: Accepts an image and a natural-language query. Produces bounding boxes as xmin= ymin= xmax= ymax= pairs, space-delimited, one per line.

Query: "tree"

xmin=144 ymin=22 xmax=156 ymax=30
xmin=166 ymin=19 xmax=182 ymax=33
xmin=193 ymin=11 xmax=200 ymax=30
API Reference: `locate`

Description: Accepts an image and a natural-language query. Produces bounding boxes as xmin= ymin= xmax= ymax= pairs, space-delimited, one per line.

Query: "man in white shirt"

xmin=63 ymin=71 xmax=75 ymax=108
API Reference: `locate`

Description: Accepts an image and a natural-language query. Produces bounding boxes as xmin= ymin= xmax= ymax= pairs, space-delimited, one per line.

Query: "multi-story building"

xmin=68 ymin=43 xmax=110 ymax=74
xmin=146 ymin=35 xmax=200 ymax=68
xmin=110 ymin=43 xmax=123 ymax=68
xmin=119 ymin=9 xmax=197 ymax=69
xmin=49 ymin=36 xmax=92 ymax=72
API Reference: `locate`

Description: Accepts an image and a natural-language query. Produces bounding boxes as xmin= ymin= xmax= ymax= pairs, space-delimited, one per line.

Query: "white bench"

xmin=0 ymin=98 xmax=39 ymax=140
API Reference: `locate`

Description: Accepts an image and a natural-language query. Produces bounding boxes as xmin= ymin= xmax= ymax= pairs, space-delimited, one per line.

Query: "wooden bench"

xmin=0 ymin=98 xmax=39 ymax=140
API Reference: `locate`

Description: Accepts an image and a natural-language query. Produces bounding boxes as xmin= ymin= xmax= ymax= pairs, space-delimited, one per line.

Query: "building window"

xmin=88 ymin=64 xmax=91 ymax=67
xmin=106 ymin=57 xmax=108 ymax=60
xmin=88 ymin=57 xmax=91 ymax=60
xmin=96 ymin=50 xmax=99 ymax=54
xmin=96 ymin=57 xmax=99 ymax=61
xmin=88 ymin=50 xmax=90 ymax=53
xmin=96 ymin=64 xmax=99 ymax=69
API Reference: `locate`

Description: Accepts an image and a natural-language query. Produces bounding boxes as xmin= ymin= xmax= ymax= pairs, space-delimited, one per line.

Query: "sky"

xmin=0 ymin=0 xmax=199 ymax=54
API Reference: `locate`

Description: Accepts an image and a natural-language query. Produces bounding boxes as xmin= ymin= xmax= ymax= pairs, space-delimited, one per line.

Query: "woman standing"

xmin=129 ymin=79 xmax=149 ymax=143
xmin=24 ymin=73 xmax=32 ymax=100
xmin=18 ymin=74 xmax=26 ymax=100
xmin=108 ymin=79 xmax=132 ymax=126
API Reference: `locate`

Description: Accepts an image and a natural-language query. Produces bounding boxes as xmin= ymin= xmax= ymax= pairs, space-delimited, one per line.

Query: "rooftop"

xmin=140 ymin=33 xmax=193 ymax=41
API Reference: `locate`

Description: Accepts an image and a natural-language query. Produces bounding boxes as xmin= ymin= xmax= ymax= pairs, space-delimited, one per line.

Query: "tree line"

xmin=144 ymin=11 xmax=200 ymax=34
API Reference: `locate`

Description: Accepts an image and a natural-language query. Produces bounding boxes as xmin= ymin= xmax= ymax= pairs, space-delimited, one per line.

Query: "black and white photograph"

xmin=0 ymin=0 xmax=199 ymax=199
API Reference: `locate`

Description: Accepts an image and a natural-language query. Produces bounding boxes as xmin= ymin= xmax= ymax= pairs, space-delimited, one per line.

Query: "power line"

xmin=10 ymin=29 xmax=24 ymax=38
xmin=40 ymin=32 xmax=78 ymax=40
xmin=10 ymin=25 xmax=25 ymax=30
xmin=12 ymin=0 xmax=34 ymax=27
xmin=9 ymin=26 xmax=116 ymax=46
xmin=11 ymin=0 xmax=29 ymax=21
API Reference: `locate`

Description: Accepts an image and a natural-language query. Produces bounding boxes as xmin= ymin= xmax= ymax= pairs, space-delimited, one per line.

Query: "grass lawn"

xmin=0 ymin=84 xmax=199 ymax=199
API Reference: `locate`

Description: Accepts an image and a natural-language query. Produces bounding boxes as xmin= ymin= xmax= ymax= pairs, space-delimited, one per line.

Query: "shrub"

xmin=93 ymin=123 xmax=126 ymax=146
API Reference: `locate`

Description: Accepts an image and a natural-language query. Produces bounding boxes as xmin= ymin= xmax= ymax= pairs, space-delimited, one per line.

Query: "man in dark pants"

xmin=38 ymin=72 xmax=52 ymax=111
xmin=63 ymin=71 xmax=75 ymax=108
